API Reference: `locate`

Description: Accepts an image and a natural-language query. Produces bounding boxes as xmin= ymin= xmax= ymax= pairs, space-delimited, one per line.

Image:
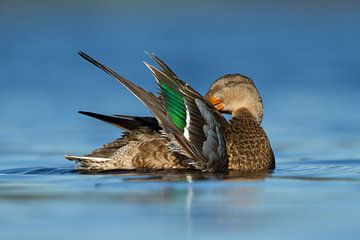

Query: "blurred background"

xmin=1 ymin=0 xmax=359 ymax=161
xmin=0 ymin=1 xmax=360 ymax=239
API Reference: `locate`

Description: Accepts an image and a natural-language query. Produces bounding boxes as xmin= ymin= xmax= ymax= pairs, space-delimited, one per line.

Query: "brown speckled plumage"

xmin=66 ymin=128 xmax=188 ymax=170
xmin=224 ymin=109 xmax=275 ymax=171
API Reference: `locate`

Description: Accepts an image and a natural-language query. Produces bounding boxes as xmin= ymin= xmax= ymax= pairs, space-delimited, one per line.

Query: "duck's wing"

xmin=78 ymin=111 xmax=161 ymax=132
xmin=145 ymin=55 xmax=229 ymax=171
xmin=78 ymin=51 xmax=228 ymax=172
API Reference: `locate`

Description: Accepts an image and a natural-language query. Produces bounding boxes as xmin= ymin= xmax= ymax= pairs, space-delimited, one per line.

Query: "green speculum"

xmin=160 ymin=83 xmax=186 ymax=131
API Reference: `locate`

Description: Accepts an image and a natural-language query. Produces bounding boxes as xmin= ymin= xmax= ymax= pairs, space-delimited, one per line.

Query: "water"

xmin=1 ymin=1 xmax=360 ymax=239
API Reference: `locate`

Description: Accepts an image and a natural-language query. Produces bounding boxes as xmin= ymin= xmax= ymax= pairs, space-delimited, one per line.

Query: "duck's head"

xmin=205 ymin=74 xmax=263 ymax=124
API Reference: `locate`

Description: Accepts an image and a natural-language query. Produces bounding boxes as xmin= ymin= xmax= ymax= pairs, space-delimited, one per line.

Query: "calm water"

xmin=1 ymin=1 xmax=360 ymax=239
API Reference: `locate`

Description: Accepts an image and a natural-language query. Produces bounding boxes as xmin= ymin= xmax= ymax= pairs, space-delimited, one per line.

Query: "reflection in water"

xmin=185 ymin=182 xmax=193 ymax=240
xmin=80 ymin=169 xmax=271 ymax=182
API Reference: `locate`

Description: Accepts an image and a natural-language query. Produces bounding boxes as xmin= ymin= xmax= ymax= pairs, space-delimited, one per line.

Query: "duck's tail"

xmin=65 ymin=135 xmax=130 ymax=170
xmin=64 ymin=155 xmax=113 ymax=170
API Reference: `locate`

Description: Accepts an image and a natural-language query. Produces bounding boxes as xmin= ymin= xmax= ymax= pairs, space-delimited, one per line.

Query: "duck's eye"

xmin=225 ymin=81 xmax=234 ymax=87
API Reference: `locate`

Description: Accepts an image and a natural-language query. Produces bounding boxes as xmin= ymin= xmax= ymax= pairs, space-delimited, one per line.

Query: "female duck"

xmin=65 ymin=52 xmax=275 ymax=172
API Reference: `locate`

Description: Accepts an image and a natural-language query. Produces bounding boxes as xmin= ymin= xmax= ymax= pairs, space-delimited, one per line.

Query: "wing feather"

xmin=145 ymin=54 xmax=229 ymax=171
xmin=78 ymin=111 xmax=161 ymax=132
xmin=78 ymin=51 xmax=173 ymax=131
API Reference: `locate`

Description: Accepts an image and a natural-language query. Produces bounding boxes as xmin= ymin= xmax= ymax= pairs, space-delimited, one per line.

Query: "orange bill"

xmin=206 ymin=94 xmax=224 ymax=111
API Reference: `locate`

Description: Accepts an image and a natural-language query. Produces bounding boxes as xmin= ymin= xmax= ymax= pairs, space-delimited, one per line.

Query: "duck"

xmin=65 ymin=51 xmax=275 ymax=172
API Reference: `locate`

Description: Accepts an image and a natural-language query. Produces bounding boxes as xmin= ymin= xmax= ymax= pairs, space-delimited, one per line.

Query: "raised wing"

xmin=78 ymin=51 xmax=228 ymax=172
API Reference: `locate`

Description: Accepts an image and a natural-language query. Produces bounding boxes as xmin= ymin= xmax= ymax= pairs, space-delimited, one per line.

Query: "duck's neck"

xmin=231 ymin=98 xmax=263 ymax=124
xmin=232 ymin=108 xmax=261 ymax=124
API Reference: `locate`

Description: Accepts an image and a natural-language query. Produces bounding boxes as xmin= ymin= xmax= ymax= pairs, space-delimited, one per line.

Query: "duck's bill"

xmin=206 ymin=94 xmax=224 ymax=111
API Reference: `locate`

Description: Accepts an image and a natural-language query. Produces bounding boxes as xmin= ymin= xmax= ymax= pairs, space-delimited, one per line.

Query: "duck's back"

xmin=224 ymin=109 xmax=275 ymax=171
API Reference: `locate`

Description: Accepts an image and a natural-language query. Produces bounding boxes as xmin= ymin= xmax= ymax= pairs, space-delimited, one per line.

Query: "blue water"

xmin=1 ymin=1 xmax=360 ymax=239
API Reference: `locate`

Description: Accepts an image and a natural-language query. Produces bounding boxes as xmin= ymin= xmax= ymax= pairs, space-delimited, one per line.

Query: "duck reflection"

xmin=78 ymin=169 xmax=271 ymax=182
xmin=80 ymin=169 xmax=271 ymax=237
